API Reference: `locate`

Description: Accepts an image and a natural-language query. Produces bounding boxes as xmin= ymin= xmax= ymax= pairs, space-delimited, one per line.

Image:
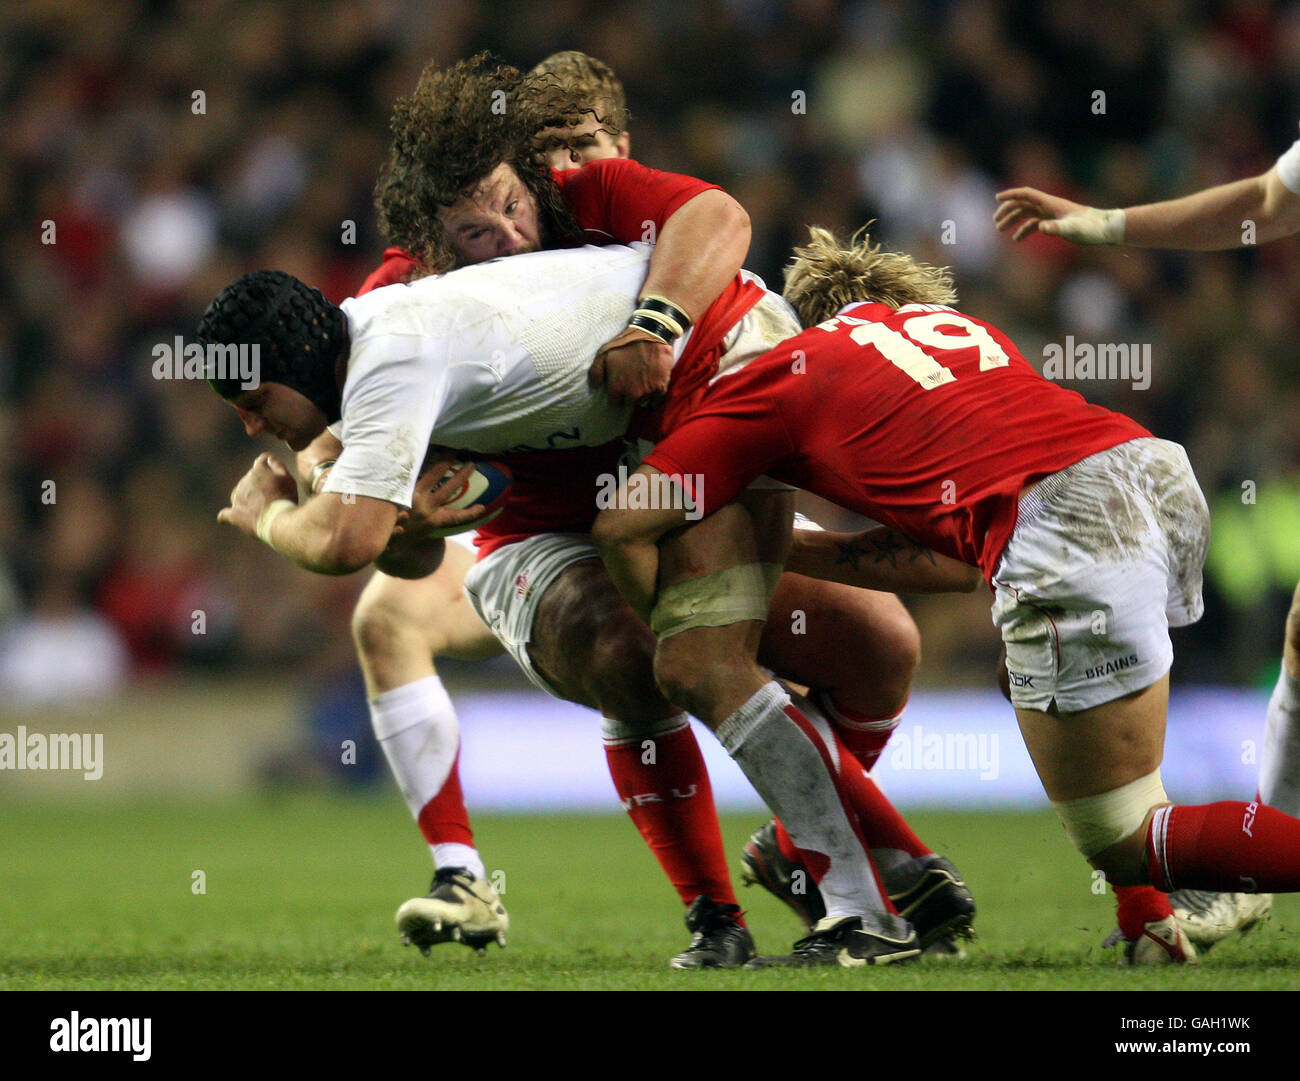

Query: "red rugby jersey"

xmin=644 ymin=301 xmax=1152 ymax=580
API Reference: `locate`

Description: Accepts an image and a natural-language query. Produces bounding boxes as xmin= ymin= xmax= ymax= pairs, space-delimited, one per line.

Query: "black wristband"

xmin=627 ymin=312 xmax=676 ymax=345
xmin=636 ymin=295 xmax=692 ymax=334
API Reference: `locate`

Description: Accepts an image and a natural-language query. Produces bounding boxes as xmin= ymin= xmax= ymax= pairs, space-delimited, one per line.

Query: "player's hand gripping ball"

xmin=375 ymin=458 xmax=513 ymax=579
xmin=414 ymin=460 xmax=513 ymax=536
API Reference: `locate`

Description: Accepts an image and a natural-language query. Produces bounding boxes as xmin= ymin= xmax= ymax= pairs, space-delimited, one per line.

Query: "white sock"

xmin=715 ymin=680 xmax=887 ymax=920
xmin=1260 ymin=668 xmax=1300 ymax=816
xmin=433 ymin=843 xmax=486 ymax=881
xmin=370 ymin=674 xmax=485 ymax=880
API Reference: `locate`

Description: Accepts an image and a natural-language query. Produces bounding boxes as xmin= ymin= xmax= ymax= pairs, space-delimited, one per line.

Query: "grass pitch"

xmin=2 ymin=794 xmax=1298 ymax=992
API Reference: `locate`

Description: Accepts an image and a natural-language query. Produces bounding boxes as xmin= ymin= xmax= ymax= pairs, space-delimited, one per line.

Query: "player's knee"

xmin=864 ymin=605 xmax=920 ymax=703
xmin=800 ymin=595 xmax=919 ymax=713
xmin=652 ymin=642 xmax=711 ymax=717
xmin=351 ymin=593 xmax=424 ymax=663
xmin=652 ymin=635 xmax=746 ymax=719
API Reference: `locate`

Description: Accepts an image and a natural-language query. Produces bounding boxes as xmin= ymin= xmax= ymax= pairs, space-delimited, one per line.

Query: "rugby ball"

xmin=420 ymin=460 xmax=513 ymax=538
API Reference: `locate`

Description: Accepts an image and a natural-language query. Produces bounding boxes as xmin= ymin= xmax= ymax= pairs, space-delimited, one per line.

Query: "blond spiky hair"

xmin=529 ymin=50 xmax=629 ymax=132
xmin=782 ymin=225 xmax=957 ymax=327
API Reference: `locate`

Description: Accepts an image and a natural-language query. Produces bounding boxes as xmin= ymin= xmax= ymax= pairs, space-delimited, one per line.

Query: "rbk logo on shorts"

xmin=514 ymin=571 xmax=530 ymax=598
xmin=1007 ymin=670 xmax=1034 ymax=687
xmin=1243 ymin=800 xmax=1258 ymax=838
xmin=1084 ymin=653 xmax=1139 ymax=680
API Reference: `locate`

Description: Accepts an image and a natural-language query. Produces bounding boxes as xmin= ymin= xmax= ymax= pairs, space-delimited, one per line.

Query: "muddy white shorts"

xmin=463 ymin=533 xmax=599 ymax=698
xmin=990 ymin=438 xmax=1209 ymax=713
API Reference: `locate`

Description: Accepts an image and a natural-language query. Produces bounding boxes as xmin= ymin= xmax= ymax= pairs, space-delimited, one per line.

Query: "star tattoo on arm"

xmin=833 ymin=529 xmax=938 ymax=571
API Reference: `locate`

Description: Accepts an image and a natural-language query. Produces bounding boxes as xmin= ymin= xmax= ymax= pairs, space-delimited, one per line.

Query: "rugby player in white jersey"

xmin=994 ymin=131 xmax=1300 ymax=953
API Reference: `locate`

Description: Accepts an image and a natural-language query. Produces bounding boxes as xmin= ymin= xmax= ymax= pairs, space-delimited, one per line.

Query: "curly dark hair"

xmin=375 ymin=52 xmax=620 ymax=273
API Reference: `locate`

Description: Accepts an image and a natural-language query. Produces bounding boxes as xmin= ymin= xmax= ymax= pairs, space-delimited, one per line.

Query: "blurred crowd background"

xmin=4 ymin=0 xmax=1300 ymax=727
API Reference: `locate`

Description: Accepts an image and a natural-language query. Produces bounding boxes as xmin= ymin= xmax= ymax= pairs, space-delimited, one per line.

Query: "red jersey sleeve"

xmin=555 ymin=158 xmax=719 ymax=244
xmin=357 ymin=248 xmax=419 ymax=295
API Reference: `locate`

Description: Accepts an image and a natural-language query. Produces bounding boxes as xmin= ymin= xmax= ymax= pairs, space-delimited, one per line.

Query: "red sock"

xmin=848 ymin=773 xmax=931 ymax=858
xmin=1148 ymin=800 xmax=1300 ymax=892
xmin=811 ymin=694 xmax=930 ymax=858
xmin=415 ymin=750 xmax=474 ymax=847
xmin=1114 ymin=885 xmax=1174 ymax=939
xmin=605 ymin=721 xmax=741 ymax=913
xmin=822 ymin=694 xmax=905 ymax=771
xmin=777 ymin=705 xmax=898 ymax=913
xmin=773 ymin=819 xmax=802 ymax=862
xmin=772 ymin=776 xmax=929 ymax=878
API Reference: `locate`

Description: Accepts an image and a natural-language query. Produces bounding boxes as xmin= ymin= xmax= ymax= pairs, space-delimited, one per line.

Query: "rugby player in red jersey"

xmin=593 ymin=226 xmax=1300 ymax=965
xmin=365 ymin=54 xmax=979 ymax=962
xmin=296 ymin=51 xmax=758 ymax=964
xmin=994 ymin=127 xmax=1300 ymax=952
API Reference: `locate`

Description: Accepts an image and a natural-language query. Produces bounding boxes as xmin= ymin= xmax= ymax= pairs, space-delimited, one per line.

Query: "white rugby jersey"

xmin=322 ymin=243 xmax=658 ymax=507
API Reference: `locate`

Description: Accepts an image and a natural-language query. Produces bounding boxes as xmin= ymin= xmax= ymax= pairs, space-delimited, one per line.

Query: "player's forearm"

xmin=640 ymin=190 xmax=750 ymax=320
xmin=603 ymin=539 xmax=660 ymax=623
xmin=264 ymin=494 xmax=394 ymax=576
xmin=592 ymin=509 xmax=678 ymax=622
xmin=1122 ymin=172 xmax=1298 ymax=250
xmin=786 ymin=527 xmax=983 ymax=594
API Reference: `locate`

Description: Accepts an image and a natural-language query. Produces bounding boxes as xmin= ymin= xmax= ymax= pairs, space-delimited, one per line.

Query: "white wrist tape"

xmin=255 ymin=498 xmax=296 ymax=548
xmin=1055 ymin=206 xmax=1126 ymax=245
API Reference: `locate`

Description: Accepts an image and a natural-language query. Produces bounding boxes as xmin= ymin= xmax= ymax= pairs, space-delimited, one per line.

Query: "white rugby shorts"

xmin=990 ymin=438 xmax=1209 ymax=713
xmin=463 ymin=532 xmax=600 ymax=698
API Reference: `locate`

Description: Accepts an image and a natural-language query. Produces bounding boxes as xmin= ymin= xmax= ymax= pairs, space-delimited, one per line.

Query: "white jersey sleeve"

xmin=320 ymin=326 xmax=448 ymax=507
xmin=321 ymin=269 xmax=469 ymax=507
xmin=1276 ymin=125 xmax=1300 ymax=195
xmin=322 ymin=337 xmax=449 ymax=506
